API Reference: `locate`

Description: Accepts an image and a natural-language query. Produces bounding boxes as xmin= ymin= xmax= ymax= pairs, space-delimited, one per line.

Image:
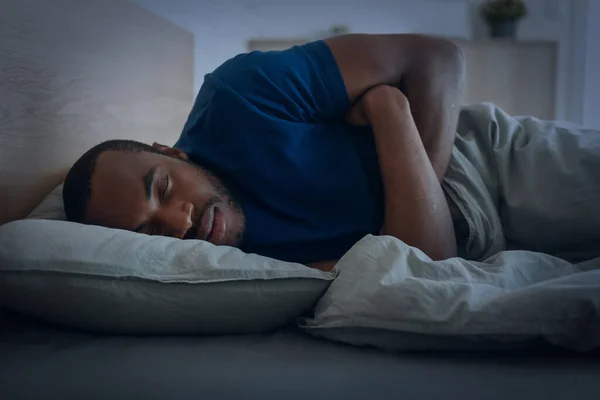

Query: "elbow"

xmin=445 ymin=40 xmax=465 ymax=65
xmin=420 ymin=36 xmax=466 ymax=77
xmin=432 ymin=38 xmax=466 ymax=80
xmin=450 ymin=43 xmax=466 ymax=83
xmin=404 ymin=36 xmax=467 ymax=92
xmin=441 ymin=40 xmax=466 ymax=87
xmin=428 ymin=36 xmax=465 ymax=65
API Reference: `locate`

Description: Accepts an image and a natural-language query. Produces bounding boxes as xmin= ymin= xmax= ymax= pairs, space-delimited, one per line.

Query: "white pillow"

xmin=0 ymin=219 xmax=336 ymax=335
xmin=27 ymin=184 xmax=66 ymax=220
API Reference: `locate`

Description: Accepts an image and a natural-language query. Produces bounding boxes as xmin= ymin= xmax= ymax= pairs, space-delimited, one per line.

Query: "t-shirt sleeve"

xmin=207 ymin=40 xmax=350 ymax=122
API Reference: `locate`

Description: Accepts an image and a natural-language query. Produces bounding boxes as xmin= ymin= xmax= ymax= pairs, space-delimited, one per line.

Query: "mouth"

xmin=194 ymin=202 xmax=226 ymax=244
xmin=209 ymin=206 xmax=226 ymax=244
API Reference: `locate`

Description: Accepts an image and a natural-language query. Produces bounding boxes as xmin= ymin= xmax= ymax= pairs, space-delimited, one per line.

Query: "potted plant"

xmin=481 ymin=0 xmax=528 ymax=39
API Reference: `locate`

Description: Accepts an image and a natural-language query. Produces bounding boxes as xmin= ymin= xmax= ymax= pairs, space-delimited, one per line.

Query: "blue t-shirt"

xmin=174 ymin=40 xmax=384 ymax=263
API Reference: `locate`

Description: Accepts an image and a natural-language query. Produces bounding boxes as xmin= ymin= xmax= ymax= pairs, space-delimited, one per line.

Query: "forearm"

xmin=366 ymin=89 xmax=457 ymax=260
xmin=326 ymin=34 xmax=466 ymax=181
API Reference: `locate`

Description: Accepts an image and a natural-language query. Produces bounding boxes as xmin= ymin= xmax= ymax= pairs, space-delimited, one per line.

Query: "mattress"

xmin=2 ymin=309 xmax=600 ymax=400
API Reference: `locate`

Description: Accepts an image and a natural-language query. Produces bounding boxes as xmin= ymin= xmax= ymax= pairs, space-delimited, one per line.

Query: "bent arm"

xmin=365 ymin=86 xmax=457 ymax=261
xmin=307 ymin=86 xmax=458 ymax=269
xmin=325 ymin=34 xmax=465 ymax=181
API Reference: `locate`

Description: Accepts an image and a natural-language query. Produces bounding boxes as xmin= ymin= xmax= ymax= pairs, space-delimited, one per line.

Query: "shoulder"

xmin=208 ymin=40 xmax=336 ymax=91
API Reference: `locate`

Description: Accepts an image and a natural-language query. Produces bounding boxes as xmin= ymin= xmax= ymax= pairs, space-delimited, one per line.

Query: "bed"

xmin=3 ymin=307 xmax=600 ymax=400
xmin=2 ymin=1 xmax=600 ymax=399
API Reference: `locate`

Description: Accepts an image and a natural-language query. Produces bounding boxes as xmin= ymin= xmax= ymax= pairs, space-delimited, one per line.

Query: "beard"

xmin=185 ymin=158 xmax=246 ymax=245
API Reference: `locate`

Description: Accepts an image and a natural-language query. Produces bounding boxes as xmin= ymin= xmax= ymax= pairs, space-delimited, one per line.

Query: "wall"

xmin=133 ymin=0 xmax=583 ymax=123
xmin=470 ymin=0 xmax=571 ymax=122
xmin=582 ymin=0 xmax=600 ymax=128
xmin=132 ymin=0 xmax=471 ymax=93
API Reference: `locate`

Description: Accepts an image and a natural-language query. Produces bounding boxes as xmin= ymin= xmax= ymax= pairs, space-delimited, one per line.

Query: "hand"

xmin=306 ymin=260 xmax=338 ymax=272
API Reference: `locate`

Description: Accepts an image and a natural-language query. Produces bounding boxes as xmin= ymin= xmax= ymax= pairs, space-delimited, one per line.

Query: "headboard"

xmin=0 ymin=0 xmax=195 ymax=225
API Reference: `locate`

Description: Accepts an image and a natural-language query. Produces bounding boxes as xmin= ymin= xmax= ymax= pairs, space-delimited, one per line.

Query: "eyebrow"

xmin=134 ymin=167 xmax=157 ymax=233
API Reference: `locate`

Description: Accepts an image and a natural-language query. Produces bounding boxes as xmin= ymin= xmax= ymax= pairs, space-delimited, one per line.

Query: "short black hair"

xmin=62 ymin=139 xmax=165 ymax=223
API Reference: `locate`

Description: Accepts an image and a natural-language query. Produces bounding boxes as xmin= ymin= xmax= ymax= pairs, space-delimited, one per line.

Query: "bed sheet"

xmin=2 ymin=309 xmax=600 ymax=400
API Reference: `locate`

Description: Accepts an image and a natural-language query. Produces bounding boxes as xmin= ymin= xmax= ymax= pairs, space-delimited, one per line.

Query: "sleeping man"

xmin=62 ymin=34 xmax=600 ymax=271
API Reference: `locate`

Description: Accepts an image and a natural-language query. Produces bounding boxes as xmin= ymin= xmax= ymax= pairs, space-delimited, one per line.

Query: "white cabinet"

xmin=454 ymin=39 xmax=557 ymax=119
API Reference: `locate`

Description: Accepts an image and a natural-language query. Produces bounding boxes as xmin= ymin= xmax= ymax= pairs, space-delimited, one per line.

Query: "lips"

xmin=208 ymin=206 xmax=226 ymax=244
xmin=197 ymin=205 xmax=215 ymax=241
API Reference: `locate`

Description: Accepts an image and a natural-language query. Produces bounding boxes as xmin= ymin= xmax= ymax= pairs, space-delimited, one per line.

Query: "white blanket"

xmin=299 ymin=235 xmax=600 ymax=351
xmin=301 ymin=104 xmax=600 ymax=352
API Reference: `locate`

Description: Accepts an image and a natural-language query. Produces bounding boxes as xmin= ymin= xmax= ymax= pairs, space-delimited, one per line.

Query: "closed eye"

xmin=161 ymin=175 xmax=170 ymax=202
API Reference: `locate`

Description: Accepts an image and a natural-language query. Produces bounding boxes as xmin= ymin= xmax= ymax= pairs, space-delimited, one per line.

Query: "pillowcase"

xmin=0 ymin=219 xmax=336 ymax=335
xmin=27 ymin=184 xmax=66 ymax=220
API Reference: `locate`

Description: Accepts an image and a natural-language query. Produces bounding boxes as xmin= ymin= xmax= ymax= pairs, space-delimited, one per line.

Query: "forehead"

xmin=95 ymin=150 xmax=161 ymax=176
xmin=85 ymin=150 xmax=162 ymax=228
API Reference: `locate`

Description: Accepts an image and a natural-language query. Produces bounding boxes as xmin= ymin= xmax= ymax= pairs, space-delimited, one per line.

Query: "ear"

xmin=152 ymin=142 xmax=189 ymax=161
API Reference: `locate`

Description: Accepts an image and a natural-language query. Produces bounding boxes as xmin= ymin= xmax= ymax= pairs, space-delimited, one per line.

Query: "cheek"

xmin=174 ymin=167 xmax=215 ymax=198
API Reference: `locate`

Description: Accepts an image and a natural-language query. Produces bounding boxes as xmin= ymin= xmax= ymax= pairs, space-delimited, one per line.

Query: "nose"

xmin=156 ymin=201 xmax=194 ymax=239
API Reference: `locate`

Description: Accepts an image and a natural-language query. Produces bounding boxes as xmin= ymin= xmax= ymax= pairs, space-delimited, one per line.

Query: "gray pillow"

xmin=0 ymin=219 xmax=335 ymax=335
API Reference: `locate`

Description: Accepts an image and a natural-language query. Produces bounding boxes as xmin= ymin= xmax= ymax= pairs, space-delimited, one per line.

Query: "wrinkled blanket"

xmin=300 ymin=235 xmax=600 ymax=351
xmin=300 ymin=104 xmax=600 ymax=352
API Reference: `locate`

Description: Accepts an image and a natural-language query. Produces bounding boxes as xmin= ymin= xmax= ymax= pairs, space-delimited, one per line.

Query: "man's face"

xmin=85 ymin=147 xmax=245 ymax=247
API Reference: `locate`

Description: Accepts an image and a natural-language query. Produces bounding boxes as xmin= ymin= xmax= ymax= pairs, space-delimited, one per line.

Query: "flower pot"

xmin=488 ymin=19 xmax=518 ymax=39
